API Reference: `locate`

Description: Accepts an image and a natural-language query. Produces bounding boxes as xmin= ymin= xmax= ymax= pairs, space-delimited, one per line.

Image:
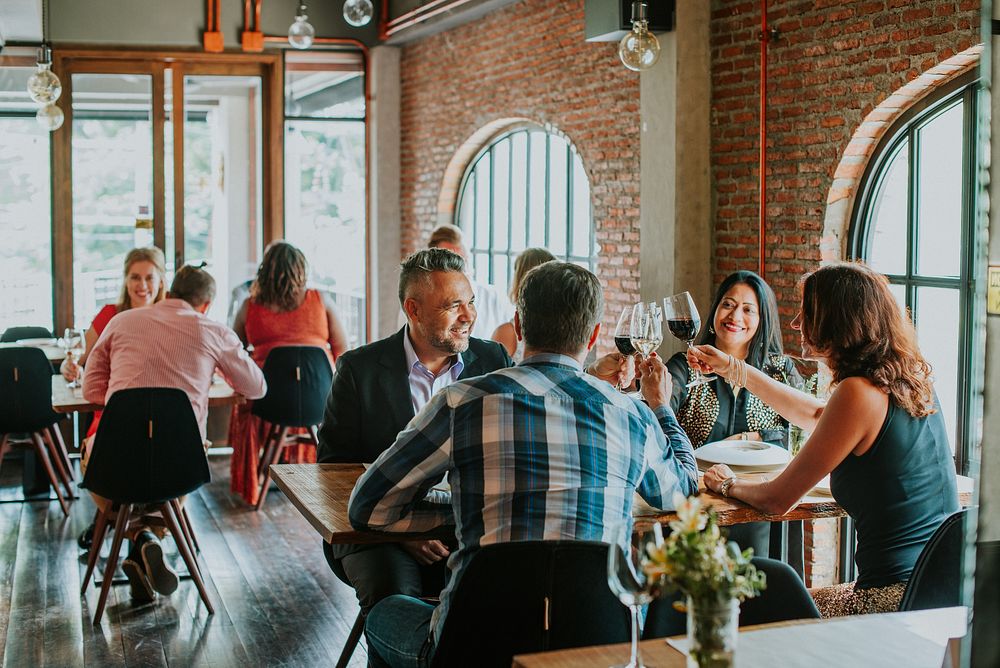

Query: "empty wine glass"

xmin=66 ymin=328 xmax=86 ymax=388
xmin=663 ymin=292 xmax=715 ymax=388
xmin=607 ymin=521 xmax=660 ymax=668
xmin=630 ymin=302 xmax=662 ymax=358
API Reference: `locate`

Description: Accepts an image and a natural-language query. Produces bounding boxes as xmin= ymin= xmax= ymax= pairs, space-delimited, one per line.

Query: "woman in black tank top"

xmin=690 ymin=262 xmax=958 ymax=617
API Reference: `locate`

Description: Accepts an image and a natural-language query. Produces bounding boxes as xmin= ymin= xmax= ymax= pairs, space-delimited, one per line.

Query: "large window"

xmin=455 ymin=127 xmax=595 ymax=292
xmin=849 ymin=75 xmax=980 ymax=472
xmin=0 ymin=66 xmax=53 ymax=334
xmin=283 ymin=51 xmax=366 ymax=347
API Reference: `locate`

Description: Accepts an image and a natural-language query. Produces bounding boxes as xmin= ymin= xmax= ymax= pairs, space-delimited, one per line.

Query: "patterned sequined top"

xmin=666 ymin=351 xmax=802 ymax=448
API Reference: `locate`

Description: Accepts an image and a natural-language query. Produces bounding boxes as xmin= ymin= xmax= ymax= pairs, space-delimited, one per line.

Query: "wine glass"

xmin=66 ymin=328 xmax=86 ymax=388
xmin=663 ymin=292 xmax=715 ymax=388
xmin=607 ymin=521 xmax=660 ymax=668
xmin=612 ymin=307 xmax=636 ymax=391
xmin=630 ymin=302 xmax=662 ymax=358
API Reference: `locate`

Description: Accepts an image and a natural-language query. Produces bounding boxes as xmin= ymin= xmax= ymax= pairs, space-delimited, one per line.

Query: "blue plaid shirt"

xmin=349 ymin=353 xmax=698 ymax=642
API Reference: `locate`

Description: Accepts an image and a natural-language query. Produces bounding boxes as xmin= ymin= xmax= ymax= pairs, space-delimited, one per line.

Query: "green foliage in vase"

xmin=641 ymin=493 xmax=767 ymax=609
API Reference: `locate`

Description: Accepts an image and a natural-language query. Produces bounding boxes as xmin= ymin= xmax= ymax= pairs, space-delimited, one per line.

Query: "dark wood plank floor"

xmin=0 ymin=453 xmax=367 ymax=668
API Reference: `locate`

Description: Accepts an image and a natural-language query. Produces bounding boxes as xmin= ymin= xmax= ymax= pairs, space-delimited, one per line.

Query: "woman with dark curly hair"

xmin=229 ymin=241 xmax=348 ymax=504
xmin=695 ymin=262 xmax=958 ymax=617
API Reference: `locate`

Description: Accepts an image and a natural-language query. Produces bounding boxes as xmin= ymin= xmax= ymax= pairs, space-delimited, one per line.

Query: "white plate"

xmin=16 ymin=338 xmax=57 ymax=347
xmin=695 ymin=439 xmax=792 ymax=468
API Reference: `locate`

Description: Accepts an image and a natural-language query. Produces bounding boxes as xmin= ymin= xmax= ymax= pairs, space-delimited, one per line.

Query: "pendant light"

xmin=619 ymin=1 xmax=660 ymax=72
xmin=27 ymin=0 xmax=63 ymax=131
xmin=343 ymin=0 xmax=374 ymax=27
xmin=288 ymin=3 xmax=315 ymax=49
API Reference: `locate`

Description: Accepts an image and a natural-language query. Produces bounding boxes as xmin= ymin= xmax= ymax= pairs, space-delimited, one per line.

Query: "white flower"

xmin=669 ymin=492 xmax=708 ymax=533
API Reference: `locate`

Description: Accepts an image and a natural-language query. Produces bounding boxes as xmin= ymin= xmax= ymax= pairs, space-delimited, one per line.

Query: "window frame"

xmin=847 ymin=71 xmax=981 ymax=474
xmin=454 ymin=125 xmax=596 ymax=286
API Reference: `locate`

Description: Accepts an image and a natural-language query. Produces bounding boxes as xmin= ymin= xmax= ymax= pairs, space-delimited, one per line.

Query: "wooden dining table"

xmin=270 ymin=463 xmax=974 ymax=545
xmin=50 ymin=375 xmax=246 ymax=414
xmin=511 ymin=605 xmax=968 ymax=668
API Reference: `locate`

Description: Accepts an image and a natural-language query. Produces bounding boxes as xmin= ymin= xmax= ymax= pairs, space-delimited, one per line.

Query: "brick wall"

xmin=710 ymin=0 xmax=980 ymax=337
xmin=398 ymin=0 xmax=641 ymax=346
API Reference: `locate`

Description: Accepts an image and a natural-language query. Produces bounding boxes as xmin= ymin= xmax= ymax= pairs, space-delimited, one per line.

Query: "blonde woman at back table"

xmin=491 ymin=248 xmax=556 ymax=363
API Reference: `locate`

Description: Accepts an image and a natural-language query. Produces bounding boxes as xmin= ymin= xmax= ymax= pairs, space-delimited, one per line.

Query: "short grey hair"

xmin=398 ymin=248 xmax=466 ymax=305
xmin=517 ymin=262 xmax=604 ymax=354
xmin=170 ymin=264 xmax=217 ymax=307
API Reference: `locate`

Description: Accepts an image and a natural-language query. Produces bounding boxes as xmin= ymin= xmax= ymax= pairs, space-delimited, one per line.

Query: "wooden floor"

xmin=0 ymin=453 xmax=368 ymax=668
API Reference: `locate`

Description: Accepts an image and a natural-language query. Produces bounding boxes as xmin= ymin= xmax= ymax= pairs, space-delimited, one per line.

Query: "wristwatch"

xmin=719 ymin=476 xmax=737 ymax=498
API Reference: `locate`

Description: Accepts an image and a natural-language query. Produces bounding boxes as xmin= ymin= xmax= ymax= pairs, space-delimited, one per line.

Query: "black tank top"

xmin=830 ymin=396 xmax=958 ymax=589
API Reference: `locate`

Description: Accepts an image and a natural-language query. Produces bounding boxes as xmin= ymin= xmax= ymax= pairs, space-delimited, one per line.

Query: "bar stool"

xmin=0 ymin=347 xmax=75 ymax=515
xmin=80 ymin=387 xmax=213 ymax=624
xmin=252 ymin=346 xmax=333 ymax=510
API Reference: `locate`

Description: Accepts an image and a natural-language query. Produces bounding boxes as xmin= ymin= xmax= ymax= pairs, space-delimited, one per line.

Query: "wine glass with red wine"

xmin=612 ymin=307 xmax=636 ymax=390
xmin=663 ymin=291 xmax=715 ymax=387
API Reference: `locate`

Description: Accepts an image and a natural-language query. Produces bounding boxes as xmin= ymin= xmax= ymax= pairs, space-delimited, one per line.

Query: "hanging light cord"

xmin=42 ymin=0 xmax=50 ymax=46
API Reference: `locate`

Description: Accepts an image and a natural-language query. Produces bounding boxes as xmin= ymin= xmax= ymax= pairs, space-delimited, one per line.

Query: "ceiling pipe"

xmin=383 ymin=0 xmax=478 ymax=38
xmin=204 ymin=0 xmax=223 ymax=52
xmin=757 ymin=0 xmax=769 ymax=279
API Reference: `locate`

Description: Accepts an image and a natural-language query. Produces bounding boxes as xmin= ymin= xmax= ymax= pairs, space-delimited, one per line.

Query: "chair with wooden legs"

xmin=0 ymin=347 xmax=75 ymax=515
xmin=79 ymin=387 xmax=213 ymax=624
xmin=252 ymin=346 xmax=333 ymax=511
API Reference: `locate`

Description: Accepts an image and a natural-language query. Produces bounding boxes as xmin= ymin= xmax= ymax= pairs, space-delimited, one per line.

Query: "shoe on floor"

xmin=77 ymin=522 xmax=96 ymax=551
xmin=138 ymin=531 xmax=178 ymax=596
xmin=122 ymin=556 xmax=155 ymax=602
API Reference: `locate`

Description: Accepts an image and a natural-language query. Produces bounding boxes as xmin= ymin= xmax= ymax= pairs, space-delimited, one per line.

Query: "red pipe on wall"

xmin=758 ymin=0 xmax=769 ymax=279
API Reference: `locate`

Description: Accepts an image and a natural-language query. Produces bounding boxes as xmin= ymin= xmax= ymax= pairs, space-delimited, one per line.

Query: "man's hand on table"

xmin=401 ymin=539 xmax=451 ymax=565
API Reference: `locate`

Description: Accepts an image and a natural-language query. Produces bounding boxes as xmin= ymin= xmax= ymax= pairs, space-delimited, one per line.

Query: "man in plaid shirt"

xmin=350 ymin=262 xmax=698 ymax=667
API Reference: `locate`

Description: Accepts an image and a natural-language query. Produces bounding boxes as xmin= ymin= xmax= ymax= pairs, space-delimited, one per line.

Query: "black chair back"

xmin=252 ymin=346 xmax=332 ymax=427
xmin=82 ymin=388 xmax=209 ymax=504
xmin=0 ymin=347 xmax=60 ymax=433
xmin=642 ymin=556 xmax=820 ymax=638
xmin=898 ymin=509 xmax=970 ymax=612
xmin=430 ymin=540 xmax=630 ymax=668
xmin=1 ymin=326 xmax=53 ymax=343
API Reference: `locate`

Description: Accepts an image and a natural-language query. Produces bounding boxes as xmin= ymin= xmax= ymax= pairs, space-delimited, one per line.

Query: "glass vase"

xmin=686 ymin=596 xmax=738 ymax=668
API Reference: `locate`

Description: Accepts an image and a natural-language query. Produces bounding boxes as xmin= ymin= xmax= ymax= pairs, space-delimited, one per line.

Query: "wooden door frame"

xmin=50 ymin=49 xmax=283 ymax=332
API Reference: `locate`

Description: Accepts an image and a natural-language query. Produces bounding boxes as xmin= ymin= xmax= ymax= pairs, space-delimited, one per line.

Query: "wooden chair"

xmin=0 ymin=347 xmax=75 ymax=515
xmin=79 ymin=387 xmax=213 ymax=624
xmin=252 ymin=346 xmax=333 ymax=510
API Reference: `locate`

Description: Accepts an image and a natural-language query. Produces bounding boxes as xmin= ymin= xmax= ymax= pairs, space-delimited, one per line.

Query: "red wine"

xmin=614 ymin=336 xmax=636 ymax=356
xmin=667 ymin=318 xmax=699 ymax=342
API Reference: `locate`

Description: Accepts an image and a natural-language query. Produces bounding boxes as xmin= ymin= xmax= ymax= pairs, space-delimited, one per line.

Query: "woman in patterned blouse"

xmin=665 ymin=270 xmax=801 ymax=556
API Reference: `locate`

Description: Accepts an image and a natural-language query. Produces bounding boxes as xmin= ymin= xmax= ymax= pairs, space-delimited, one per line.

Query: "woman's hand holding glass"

xmin=686 ymin=343 xmax=731 ymax=379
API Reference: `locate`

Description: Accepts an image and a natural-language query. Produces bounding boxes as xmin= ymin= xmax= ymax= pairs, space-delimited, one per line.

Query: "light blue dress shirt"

xmin=401 ymin=326 xmax=465 ymax=414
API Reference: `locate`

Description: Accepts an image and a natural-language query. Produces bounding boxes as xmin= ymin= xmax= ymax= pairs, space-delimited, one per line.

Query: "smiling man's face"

xmin=407 ymin=270 xmax=477 ymax=355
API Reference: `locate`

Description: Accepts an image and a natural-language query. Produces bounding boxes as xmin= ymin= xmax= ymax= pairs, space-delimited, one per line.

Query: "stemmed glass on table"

xmin=663 ymin=292 xmax=715 ymax=388
xmin=607 ymin=521 xmax=660 ymax=668
xmin=63 ymin=327 xmax=86 ymax=388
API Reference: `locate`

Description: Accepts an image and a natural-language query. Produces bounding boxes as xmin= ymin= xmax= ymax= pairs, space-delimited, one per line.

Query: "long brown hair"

xmin=251 ymin=241 xmax=307 ymax=312
xmin=800 ymin=262 xmax=935 ymax=418
xmin=116 ymin=247 xmax=167 ymax=311
xmin=509 ymin=248 xmax=556 ymax=302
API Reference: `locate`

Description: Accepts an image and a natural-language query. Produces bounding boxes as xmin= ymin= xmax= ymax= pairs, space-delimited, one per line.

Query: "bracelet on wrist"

xmin=719 ymin=476 xmax=737 ymax=498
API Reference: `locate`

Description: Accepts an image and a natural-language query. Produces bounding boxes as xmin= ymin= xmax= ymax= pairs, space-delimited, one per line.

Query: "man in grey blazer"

xmin=318 ymin=248 xmax=513 ymax=617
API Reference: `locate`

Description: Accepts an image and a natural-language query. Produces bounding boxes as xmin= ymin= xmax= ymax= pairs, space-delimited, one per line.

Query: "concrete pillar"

xmin=639 ymin=1 xmax=712 ymax=356
xmin=369 ymin=45 xmax=402 ymax=340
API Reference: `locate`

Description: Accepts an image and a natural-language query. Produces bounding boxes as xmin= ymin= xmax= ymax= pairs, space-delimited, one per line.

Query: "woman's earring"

xmin=708 ymin=325 xmax=715 ymax=334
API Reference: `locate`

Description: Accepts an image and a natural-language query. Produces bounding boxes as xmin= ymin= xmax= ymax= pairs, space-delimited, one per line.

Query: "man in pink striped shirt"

xmin=83 ymin=264 xmax=266 ymax=601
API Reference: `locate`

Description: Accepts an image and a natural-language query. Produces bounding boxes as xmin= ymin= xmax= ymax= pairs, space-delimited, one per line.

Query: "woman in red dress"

xmin=229 ymin=241 xmax=348 ymax=504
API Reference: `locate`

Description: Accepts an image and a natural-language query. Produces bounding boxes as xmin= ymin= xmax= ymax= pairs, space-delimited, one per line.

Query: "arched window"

xmin=455 ymin=126 xmax=595 ymax=292
xmin=848 ymin=73 xmax=981 ymax=471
